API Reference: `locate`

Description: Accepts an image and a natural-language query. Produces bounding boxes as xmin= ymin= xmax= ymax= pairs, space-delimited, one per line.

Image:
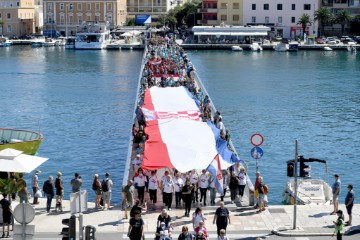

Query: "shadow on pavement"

xmin=309 ymin=212 xmax=330 ymax=218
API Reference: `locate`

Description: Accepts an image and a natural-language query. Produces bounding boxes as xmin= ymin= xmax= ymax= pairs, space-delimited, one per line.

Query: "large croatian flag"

xmin=207 ymin=155 xmax=224 ymax=195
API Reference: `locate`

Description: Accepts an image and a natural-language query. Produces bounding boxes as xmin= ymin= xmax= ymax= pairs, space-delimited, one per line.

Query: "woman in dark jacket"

xmin=43 ymin=176 xmax=54 ymax=213
xmin=228 ymin=172 xmax=238 ymax=204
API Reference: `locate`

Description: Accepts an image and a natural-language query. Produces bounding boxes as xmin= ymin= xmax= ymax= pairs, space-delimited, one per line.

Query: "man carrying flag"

xmin=207 ymin=155 xmax=224 ymax=196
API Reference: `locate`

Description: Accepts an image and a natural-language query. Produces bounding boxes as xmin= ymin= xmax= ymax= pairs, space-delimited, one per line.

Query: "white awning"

xmin=194 ymin=32 xmax=268 ymax=36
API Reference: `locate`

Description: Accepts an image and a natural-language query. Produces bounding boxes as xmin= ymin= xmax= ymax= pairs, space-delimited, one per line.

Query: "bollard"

xmin=84 ymin=225 xmax=96 ymax=240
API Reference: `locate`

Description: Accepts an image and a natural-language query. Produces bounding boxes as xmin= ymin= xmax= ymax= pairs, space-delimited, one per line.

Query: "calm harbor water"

xmin=0 ymin=46 xmax=359 ymax=205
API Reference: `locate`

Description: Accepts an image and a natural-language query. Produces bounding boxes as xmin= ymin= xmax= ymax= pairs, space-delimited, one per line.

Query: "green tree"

xmin=0 ymin=174 xmax=23 ymax=202
xmin=314 ymin=7 xmax=331 ymax=36
xmin=126 ymin=18 xmax=136 ymax=26
xmin=336 ymin=9 xmax=352 ymax=35
xmin=297 ymin=14 xmax=312 ymax=39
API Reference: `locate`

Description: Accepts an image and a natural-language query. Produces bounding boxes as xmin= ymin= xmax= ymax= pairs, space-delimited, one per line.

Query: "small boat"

xmin=231 ymin=45 xmax=243 ymax=51
xmin=0 ymin=38 xmax=12 ymax=47
xmin=65 ymin=37 xmax=76 ymax=49
xmin=324 ymin=46 xmax=333 ymax=51
xmin=31 ymin=35 xmax=46 ymax=47
xmin=347 ymin=45 xmax=357 ymax=53
xmin=274 ymin=42 xmax=298 ymax=52
xmin=288 ymin=43 xmax=298 ymax=52
xmin=42 ymin=39 xmax=56 ymax=47
xmin=75 ymin=21 xmax=112 ymax=50
xmin=283 ymin=156 xmax=332 ymax=205
xmin=0 ymin=128 xmax=44 ymax=155
xmin=55 ymin=37 xmax=66 ymax=46
xmin=250 ymin=42 xmax=262 ymax=51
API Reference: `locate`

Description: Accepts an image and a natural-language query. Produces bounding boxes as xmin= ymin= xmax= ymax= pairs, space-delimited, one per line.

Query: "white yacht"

xmin=75 ymin=21 xmax=111 ymax=50
xmin=231 ymin=45 xmax=243 ymax=51
xmin=250 ymin=42 xmax=263 ymax=51
xmin=283 ymin=157 xmax=332 ymax=205
xmin=31 ymin=35 xmax=46 ymax=47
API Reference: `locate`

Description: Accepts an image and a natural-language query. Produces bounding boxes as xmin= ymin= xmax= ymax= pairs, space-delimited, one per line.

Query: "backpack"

xmin=263 ymin=184 xmax=269 ymax=194
xmin=101 ymin=179 xmax=109 ymax=192
xmin=92 ymin=181 xmax=97 ymax=191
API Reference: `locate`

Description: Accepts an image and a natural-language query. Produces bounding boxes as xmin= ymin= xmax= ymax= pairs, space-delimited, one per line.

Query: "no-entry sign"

xmin=250 ymin=133 xmax=264 ymax=146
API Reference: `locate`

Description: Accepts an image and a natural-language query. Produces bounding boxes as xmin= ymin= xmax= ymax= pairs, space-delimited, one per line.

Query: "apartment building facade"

xmin=0 ymin=0 xmax=35 ymax=37
xmin=243 ymin=0 xmax=319 ymax=38
xmin=43 ymin=0 xmax=127 ymax=36
xmin=201 ymin=0 xmax=244 ymax=26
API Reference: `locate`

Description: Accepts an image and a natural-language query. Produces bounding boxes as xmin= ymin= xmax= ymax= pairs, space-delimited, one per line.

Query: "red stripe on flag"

xmin=143 ymin=120 xmax=173 ymax=170
xmin=143 ymin=89 xmax=155 ymax=111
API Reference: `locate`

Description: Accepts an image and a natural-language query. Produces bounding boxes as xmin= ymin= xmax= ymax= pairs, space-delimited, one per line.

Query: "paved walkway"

xmin=7 ymin=198 xmax=359 ymax=239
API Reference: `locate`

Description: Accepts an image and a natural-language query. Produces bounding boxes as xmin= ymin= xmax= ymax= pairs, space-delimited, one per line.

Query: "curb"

xmin=272 ymin=226 xmax=333 ymax=237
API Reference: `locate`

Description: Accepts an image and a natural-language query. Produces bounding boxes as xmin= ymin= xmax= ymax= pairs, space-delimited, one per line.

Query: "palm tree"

xmin=336 ymin=9 xmax=353 ymax=35
xmin=314 ymin=7 xmax=331 ymax=37
xmin=0 ymin=174 xmax=23 ymax=202
xmin=297 ymin=14 xmax=312 ymax=39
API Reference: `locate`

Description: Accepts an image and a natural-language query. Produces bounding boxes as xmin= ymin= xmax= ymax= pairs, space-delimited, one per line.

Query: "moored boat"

xmin=231 ymin=45 xmax=243 ymax=51
xmin=250 ymin=42 xmax=263 ymax=51
xmin=65 ymin=37 xmax=76 ymax=49
xmin=75 ymin=21 xmax=111 ymax=50
xmin=0 ymin=38 xmax=12 ymax=47
xmin=0 ymin=128 xmax=44 ymax=155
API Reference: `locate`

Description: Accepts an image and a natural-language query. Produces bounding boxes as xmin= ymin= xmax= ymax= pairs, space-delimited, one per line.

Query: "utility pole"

xmin=293 ymin=140 xmax=298 ymax=229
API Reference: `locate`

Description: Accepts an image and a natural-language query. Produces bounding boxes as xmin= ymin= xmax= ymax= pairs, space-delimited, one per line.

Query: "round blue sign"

xmin=251 ymin=147 xmax=263 ymax=159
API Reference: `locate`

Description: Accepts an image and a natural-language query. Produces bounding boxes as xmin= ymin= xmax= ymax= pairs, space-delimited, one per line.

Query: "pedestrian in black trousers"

xmin=182 ymin=179 xmax=193 ymax=217
xmin=213 ymin=201 xmax=231 ymax=236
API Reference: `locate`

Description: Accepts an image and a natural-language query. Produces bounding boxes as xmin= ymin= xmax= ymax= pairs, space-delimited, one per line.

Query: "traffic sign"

xmin=250 ymin=133 xmax=264 ymax=146
xmin=251 ymin=146 xmax=263 ymax=159
xmin=13 ymin=203 xmax=35 ymax=224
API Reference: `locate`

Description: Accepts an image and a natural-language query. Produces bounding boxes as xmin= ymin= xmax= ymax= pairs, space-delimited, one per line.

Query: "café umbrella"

xmin=0 ymin=148 xmax=48 ymax=173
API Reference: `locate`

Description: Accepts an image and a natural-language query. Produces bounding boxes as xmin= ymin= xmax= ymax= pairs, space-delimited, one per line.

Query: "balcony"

xmin=200 ymin=8 xmax=217 ymax=13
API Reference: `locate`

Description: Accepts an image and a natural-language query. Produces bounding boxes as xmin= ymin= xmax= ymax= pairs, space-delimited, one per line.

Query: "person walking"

xmin=43 ymin=176 xmax=54 ymax=213
xmin=331 ymin=174 xmax=341 ymax=215
xmin=92 ymin=174 xmax=102 ymax=209
xmin=31 ymin=169 xmax=41 ymax=204
xmin=228 ymin=172 xmax=238 ymax=204
xmin=0 ymin=193 xmax=12 ymax=238
xmin=220 ymin=170 xmax=229 ymax=202
xmin=237 ymin=167 xmax=247 ymax=204
xmin=123 ymin=180 xmax=135 ymax=219
xmin=70 ymin=173 xmax=82 ymax=193
xmin=213 ymin=202 xmax=230 ymax=236
xmin=182 ymin=179 xmax=193 ymax=217
xmin=174 ymin=173 xmax=184 ymax=208
xmin=18 ymin=173 xmax=29 ymax=204
xmin=101 ymin=173 xmax=113 ymax=210
xmin=198 ymin=170 xmax=209 ymax=206
xmin=134 ymin=168 xmax=147 ymax=205
xmin=54 ymin=172 xmax=64 ymax=212
xmin=190 ymin=170 xmax=199 ymax=203
xmin=178 ymin=226 xmax=195 ymax=240
xmin=192 ymin=207 xmax=205 ymax=230
xmin=208 ymin=173 xmax=216 ymax=205
xmin=217 ymin=229 xmax=230 ymax=240
xmin=345 ymin=184 xmax=354 ymax=226
xmin=332 ymin=210 xmax=344 ymax=240
xmin=254 ymin=172 xmax=261 ymax=208
xmin=128 ymin=213 xmax=144 ymax=240
xmin=163 ymin=174 xmax=175 ymax=210
xmin=148 ymin=171 xmax=159 ymax=209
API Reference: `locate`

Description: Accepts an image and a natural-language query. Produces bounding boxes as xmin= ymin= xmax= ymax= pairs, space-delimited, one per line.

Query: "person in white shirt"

xmin=148 ymin=171 xmax=159 ymax=207
xmin=174 ymin=173 xmax=184 ymax=208
xmin=208 ymin=173 xmax=216 ymax=205
xmin=217 ymin=117 xmax=226 ymax=139
xmin=237 ymin=167 xmax=247 ymax=204
xmin=134 ymin=168 xmax=147 ymax=205
xmin=132 ymin=154 xmax=142 ymax=172
xmin=163 ymin=174 xmax=175 ymax=210
xmin=190 ymin=170 xmax=199 ymax=203
xmin=198 ymin=169 xmax=209 ymax=206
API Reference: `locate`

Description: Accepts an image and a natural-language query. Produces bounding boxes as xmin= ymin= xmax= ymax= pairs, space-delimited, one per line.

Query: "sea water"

xmin=0 ymin=46 xmax=359 ymax=205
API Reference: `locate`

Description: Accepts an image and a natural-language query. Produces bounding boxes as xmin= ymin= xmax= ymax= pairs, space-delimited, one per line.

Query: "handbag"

xmin=35 ymin=190 xmax=43 ymax=198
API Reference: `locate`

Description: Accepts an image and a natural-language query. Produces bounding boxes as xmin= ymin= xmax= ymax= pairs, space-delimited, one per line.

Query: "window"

xmin=252 ymin=16 xmax=256 ymax=23
xmin=69 ymin=16 xmax=73 ymax=25
xmin=60 ymin=15 xmax=64 ymax=25
xmin=87 ymin=16 xmax=91 ymax=21
xmin=221 ymin=3 xmax=227 ymax=9
xmin=86 ymin=3 xmax=91 ymax=11
xmin=291 ymin=4 xmax=295 ymax=10
xmin=48 ymin=3 xmax=52 ymax=10
xmin=77 ymin=3 xmax=82 ymax=11
xmin=107 ymin=3 xmax=112 ymax=11
xmin=0 ymin=13 xmax=2 ymax=19
xmin=291 ymin=17 xmax=295 ymax=23
xmin=95 ymin=15 xmax=100 ymax=22
xmin=221 ymin=15 xmax=227 ymax=21
xmin=69 ymin=3 xmax=73 ymax=10
xmin=233 ymin=15 xmax=239 ymax=21
xmin=17 ymin=2 xmax=19 ymax=6
xmin=60 ymin=3 xmax=64 ymax=10
xmin=233 ymin=3 xmax=239 ymax=9
xmin=78 ymin=16 xmax=82 ymax=24
xmin=7 ymin=13 xmax=11 ymax=19
xmin=265 ymin=16 xmax=269 ymax=23
xmin=7 ymin=24 xmax=11 ymax=33
xmin=252 ymin=4 xmax=256 ymax=10
xmin=277 ymin=4 xmax=282 ymax=10
xmin=95 ymin=3 xmax=100 ymax=11
xmin=278 ymin=16 xmax=282 ymax=23
xmin=304 ymin=4 xmax=311 ymax=10
xmin=264 ymin=4 xmax=269 ymax=10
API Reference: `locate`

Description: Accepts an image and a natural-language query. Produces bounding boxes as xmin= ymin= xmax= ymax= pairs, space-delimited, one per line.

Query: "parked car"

xmin=342 ymin=38 xmax=357 ymax=44
xmin=352 ymin=36 xmax=360 ymax=43
xmin=316 ymin=38 xmax=326 ymax=44
xmin=325 ymin=37 xmax=340 ymax=44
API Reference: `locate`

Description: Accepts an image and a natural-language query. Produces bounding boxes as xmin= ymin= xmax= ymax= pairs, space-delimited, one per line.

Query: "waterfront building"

xmin=0 ymin=0 xmax=35 ymax=37
xmin=200 ymin=0 xmax=244 ymax=26
xmin=243 ymin=0 xmax=319 ymax=38
xmin=43 ymin=0 xmax=127 ymax=37
xmin=34 ymin=0 xmax=44 ymax=34
xmin=192 ymin=24 xmax=270 ymax=43
xmin=323 ymin=0 xmax=360 ymax=35
xmin=126 ymin=0 xmax=187 ymax=23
